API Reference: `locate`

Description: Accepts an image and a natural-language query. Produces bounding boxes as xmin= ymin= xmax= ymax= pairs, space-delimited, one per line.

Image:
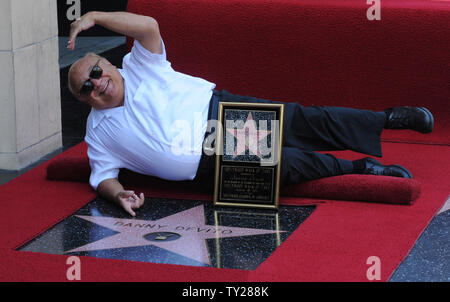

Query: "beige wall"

xmin=0 ymin=0 xmax=62 ymax=170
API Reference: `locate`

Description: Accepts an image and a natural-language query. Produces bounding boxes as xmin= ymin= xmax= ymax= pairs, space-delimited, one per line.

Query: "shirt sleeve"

xmin=85 ymin=133 xmax=121 ymax=191
xmin=129 ymin=38 xmax=168 ymax=66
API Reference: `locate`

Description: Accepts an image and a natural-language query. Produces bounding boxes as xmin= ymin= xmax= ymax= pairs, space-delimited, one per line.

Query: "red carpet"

xmin=1 ymin=141 xmax=448 ymax=281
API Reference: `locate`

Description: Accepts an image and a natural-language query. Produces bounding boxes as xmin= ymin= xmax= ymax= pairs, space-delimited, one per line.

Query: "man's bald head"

xmin=67 ymin=53 xmax=125 ymax=110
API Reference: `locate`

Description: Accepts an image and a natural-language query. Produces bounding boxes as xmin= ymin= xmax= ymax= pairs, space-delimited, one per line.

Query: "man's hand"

xmin=116 ymin=191 xmax=145 ymax=217
xmin=67 ymin=12 xmax=96 ymax=51
xmin=97 ymin=178 xmax=145 ymax=217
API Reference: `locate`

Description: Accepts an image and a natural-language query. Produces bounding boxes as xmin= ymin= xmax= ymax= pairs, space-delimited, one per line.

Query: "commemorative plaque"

xmin=214 ymin=102 xmax=284 ymax=210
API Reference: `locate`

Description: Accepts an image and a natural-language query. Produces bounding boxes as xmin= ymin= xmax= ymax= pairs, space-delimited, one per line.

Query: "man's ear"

xmin=88 ymin=91 xmax=100 ymax=104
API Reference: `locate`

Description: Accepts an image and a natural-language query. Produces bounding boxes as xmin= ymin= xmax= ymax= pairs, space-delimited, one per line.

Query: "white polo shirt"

xmin=84 ymin=39 xmax=216 ymax=190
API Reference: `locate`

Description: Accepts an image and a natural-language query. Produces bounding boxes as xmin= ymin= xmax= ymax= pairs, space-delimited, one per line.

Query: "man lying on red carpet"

xmin=67 ymin=11 xmax=434 ymax=216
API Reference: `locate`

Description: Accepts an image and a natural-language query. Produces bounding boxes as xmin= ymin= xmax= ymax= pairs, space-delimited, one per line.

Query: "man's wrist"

xmin=86 ymin=11 xmax=100 ymax=24
xmin=114 ymin=191 xmax=123 ymax=204
xmin=98 ymin=189 xmax=117 ymax=205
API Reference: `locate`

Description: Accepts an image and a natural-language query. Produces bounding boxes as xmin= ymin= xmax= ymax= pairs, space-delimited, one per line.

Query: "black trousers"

xmin=195 ymin=90 xmax=386 ymax=188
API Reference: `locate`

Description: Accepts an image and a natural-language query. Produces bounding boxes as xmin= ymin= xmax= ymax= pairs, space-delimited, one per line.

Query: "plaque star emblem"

xmin=226 ymin=112 xmax=271 ymax=158
xmin=65 ymin=205 xmax=283 ymax=265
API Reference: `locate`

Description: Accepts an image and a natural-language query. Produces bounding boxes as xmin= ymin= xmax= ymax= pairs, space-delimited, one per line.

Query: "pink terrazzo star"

xmin=66 ymin=205 xmax=284 ymax=265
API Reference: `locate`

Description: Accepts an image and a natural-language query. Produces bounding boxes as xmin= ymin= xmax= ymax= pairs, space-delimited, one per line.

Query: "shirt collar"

xmin=90 ymin=106 xmax=123 ymax=128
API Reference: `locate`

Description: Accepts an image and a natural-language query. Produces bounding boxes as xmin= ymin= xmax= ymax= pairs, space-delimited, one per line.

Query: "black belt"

xmin=195 ymin=90 xmax=221 ymax=184
xmin=208 ymin=90 xmax=221 ymax=121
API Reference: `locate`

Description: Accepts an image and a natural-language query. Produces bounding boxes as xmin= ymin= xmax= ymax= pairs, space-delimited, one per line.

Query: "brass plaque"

xmin=214 ymin=102 xmax=284 ymax=209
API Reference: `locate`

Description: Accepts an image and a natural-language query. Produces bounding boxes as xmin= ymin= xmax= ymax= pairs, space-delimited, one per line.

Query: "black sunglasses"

xmin=79 ymin=59 xmax=103 ymax=95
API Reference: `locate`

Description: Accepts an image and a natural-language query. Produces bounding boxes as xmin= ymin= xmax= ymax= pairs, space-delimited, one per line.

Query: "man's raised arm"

xmin=67 ymin=11 xmax=162 ymax=54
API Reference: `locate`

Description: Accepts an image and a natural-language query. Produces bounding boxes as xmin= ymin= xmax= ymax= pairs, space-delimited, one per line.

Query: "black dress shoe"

xmin=384 ymin=106 xmax=434 ymax=134
xmin=359 ymin=158 xmax=413 ymax=178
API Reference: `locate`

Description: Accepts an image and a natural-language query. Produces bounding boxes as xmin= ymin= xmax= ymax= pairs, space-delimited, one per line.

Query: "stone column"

xmin=0 ymin=0 xmax=62 ymax=170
